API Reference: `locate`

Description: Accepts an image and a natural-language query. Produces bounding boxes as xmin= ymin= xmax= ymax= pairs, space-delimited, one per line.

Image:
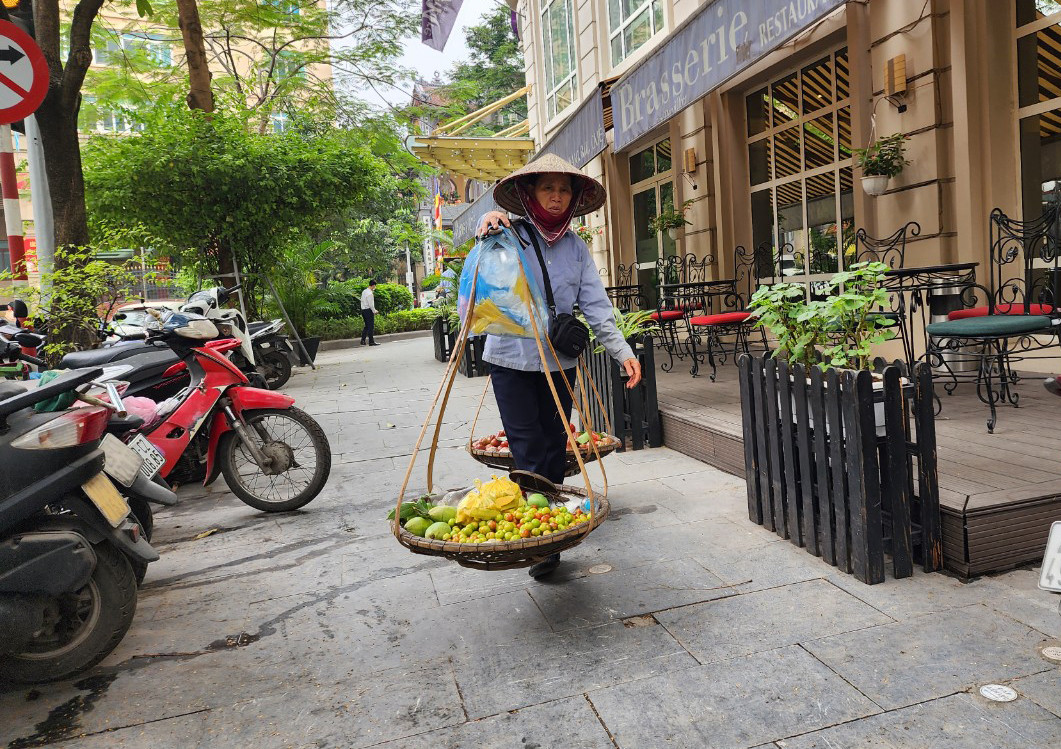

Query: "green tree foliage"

xmin=407 ymin=5 xmax=526 ymax=135
xmin=82 ymin=106 xmax=385 ymax=313
xmin=81 ymin=0 xmax=418 ymax=133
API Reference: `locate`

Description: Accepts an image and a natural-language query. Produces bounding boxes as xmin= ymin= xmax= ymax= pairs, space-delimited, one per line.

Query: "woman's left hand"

xmin=622 ymin=358 xmax=642 ymax=388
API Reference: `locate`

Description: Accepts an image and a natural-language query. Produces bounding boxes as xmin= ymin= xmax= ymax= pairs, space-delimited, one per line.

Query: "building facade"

xmin=516 ymin=0 xmax=1060 ymax=365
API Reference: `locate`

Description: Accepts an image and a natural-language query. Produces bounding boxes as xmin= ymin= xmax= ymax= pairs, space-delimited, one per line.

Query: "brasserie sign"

xmin=612 ymin=0 xmax=845 ymax=152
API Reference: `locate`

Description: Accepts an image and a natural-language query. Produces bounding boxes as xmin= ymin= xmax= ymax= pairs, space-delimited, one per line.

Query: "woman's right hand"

xmin=478 ymin=211 xmax=511 ymax=236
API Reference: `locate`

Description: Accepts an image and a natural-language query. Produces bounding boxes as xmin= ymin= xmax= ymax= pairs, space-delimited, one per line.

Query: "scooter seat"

xmin=247 ymin=320 xmax=270 ymax=335
xmin=60 ymin=342 xmax=155 ymax=368
xmin=0 ymin=381 xmax=26 ymax=400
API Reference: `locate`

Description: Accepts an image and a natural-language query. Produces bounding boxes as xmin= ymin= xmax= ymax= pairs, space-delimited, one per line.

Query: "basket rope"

xmin=394 ymin=236 xmax=611 ymax=558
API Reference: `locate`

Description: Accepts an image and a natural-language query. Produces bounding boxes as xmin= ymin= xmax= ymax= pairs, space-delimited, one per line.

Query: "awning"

xmin=451 ymin=88 xmax=609 ymax=247
xmin=611 ymin=0 xmax=845 ymax=152
xmin=410 ymin=136 xmax=536 ymax=181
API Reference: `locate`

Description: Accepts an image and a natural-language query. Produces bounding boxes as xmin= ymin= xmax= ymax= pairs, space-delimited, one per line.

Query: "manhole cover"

xmin=588 ymin=564 xmax=613 ymax=575
xmin=1041 ymin=646 xmax=1061 ymax=663
xmin=979 ymin=684 xmax=1018 ymax=702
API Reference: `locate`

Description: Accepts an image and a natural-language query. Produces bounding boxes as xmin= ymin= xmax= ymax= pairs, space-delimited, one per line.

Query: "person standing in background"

xmin=360 ymin=280 xmax=380 ymax=346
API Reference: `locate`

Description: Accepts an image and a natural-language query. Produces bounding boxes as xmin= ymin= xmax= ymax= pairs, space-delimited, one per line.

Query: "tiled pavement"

xmin=1 ymin=335 xmax=1058 ymax=748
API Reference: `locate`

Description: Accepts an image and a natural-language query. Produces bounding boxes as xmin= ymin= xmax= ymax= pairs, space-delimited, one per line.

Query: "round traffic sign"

xmin=0 ymin=20 xmax=48 ymax=125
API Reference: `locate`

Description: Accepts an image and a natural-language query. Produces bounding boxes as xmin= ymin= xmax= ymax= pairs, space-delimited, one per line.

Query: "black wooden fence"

xmin=432 ymin=317 xmax=456 ymax=363
xmin=457 ymin=335 xmax=490 ymax=378
xmin=737 ymin=356 xmax=942 ymax=584
xmin=583 ymin=334 xmax=663 ymax=451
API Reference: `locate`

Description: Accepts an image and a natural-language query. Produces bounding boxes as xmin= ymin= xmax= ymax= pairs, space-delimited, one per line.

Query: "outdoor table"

xmin=605 ymin=283 xmax=643 ymax=312
xmin=882 ymin=261 xmax=979 ymax=370
xmin=657 ymin=279 xmax=738 ymax=375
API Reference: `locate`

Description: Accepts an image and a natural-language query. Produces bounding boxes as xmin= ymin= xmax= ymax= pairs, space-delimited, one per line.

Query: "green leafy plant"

xmin=749 ymin=262 xmax=895 ymax=371
xmin=580 ymin=308 xmax=660 ymax=354
xmin=266 ymin=240 xmax=341 ymax=337
xmin=575 ymin=224 xmax=604 ymax=244
xmin=853 ymin=132 xmax=909 ymax=178
xmin=421 ymin=273 xmax=442 ymax=291
xmin=648 ymin=199 xmax=694 ymax=234
xmin=816 ymin=262 xmax=896 ymax=371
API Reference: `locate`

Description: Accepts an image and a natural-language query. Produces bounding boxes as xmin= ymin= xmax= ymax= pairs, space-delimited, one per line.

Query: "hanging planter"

xmin=861 ymin=175 xmax=890 ymax=197
xmin=648 ymin=199 xmax=694 ymax=239
xmin=854 ymin=132 xmax=909 ymax=198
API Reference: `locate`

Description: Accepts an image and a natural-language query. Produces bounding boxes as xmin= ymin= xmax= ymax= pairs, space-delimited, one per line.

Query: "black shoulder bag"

xmin=516 ymin=222 xmax=591 ymax=359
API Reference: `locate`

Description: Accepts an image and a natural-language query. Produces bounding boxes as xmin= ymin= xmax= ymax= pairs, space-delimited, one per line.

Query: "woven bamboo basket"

xmin=393 ymin=240 xmax=612 ymax=569
xmin=468 ymin=435 xmax=620 ymax=476
xmin=393 ymin=473 xmax=609 ymax=570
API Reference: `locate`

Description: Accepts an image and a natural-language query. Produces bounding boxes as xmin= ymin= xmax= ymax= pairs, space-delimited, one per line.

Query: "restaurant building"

xmin=490 ymin=0 xmax=1060 ymax=368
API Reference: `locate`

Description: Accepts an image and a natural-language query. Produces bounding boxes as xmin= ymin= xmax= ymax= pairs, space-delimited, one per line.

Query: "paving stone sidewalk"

xmin=1 ymin=336 xmax=1059 ymax=748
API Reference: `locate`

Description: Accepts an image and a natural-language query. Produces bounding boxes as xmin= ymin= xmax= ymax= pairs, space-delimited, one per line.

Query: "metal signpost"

xmin=0 ymin=20 xmax=48 ymax=281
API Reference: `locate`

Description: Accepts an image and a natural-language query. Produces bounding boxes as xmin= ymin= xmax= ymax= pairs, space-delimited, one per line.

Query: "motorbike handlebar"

xmin=18 ymin=352 xmax=46 ymax=368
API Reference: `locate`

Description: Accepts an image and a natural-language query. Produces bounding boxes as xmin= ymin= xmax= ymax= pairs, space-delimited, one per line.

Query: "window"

xmin=271 ymin=113 xmax=291 ymax=133
xmin=98 ymin=32 xmax=172 ymax=67
xmin=275 ymin=51 xmax=306 ymax=81
xmin=746 ymin=48 xmax=853 ymax=297
xmin=1016 ymin=0 xmax=1061 ymax=224
xmin=629 ymin=138 xmax=675 ymax=306
xmin=541 ymin=0 xmax=577 ymax=120
xmin=263 ymin=0 xmax=301 ymax=15
xmin=608 ymin=0 xmax=664 ymax=66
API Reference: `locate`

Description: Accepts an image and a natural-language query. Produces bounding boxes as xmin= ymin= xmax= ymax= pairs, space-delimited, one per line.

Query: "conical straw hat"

xmin=493 ymin=153 xmax=606 ymax=217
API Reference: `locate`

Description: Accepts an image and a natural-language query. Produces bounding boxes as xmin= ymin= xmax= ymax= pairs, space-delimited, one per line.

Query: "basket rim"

xmin=468 ymin=434 xmax=620 ymax=459
xmin=393 ymin=492 xmax=610 ymax=561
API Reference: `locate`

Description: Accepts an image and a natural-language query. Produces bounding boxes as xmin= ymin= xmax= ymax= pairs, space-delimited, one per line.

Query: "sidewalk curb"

xmin=318 ymin=329 xmax=432 ymax=352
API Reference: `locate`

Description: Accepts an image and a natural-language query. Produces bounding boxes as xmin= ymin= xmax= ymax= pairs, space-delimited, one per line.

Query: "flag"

xmin=433 ymin=184 xmax=444 ymax=259
xmin=510 ymin=10 xmax=519 ymax=41
xmin=421 ymin=0 xmax=464 ymax=52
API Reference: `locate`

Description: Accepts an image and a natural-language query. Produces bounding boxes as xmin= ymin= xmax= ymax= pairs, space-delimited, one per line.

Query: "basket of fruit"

xmin=469 ymin=425 xmax=621 ymax=477
xmin=392 ymin=471 xmax=608 ymax=570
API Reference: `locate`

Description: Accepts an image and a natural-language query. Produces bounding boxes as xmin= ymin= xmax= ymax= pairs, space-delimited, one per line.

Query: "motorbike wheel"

xmin=219 ymin=407 xmax=331 ymax=512
xmin=127 ymin=497 xmax=154 ymax=586
xmin=259 ymin=350 xmax=292 ymax=390
xmin=1 ymin=542 xmax=138 ymax=684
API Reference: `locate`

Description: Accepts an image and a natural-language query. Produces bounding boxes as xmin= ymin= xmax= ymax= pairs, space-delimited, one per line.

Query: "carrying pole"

xmin=266 ymin=275 xmax=316 ymax=371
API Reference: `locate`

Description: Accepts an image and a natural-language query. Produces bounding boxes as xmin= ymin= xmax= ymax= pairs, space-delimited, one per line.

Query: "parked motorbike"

xmin=0 ymin=300 xmax=45 ymax=379
xmin=0 ymin=348 xmax=160 ymax=683
xmin=109 ymin=312 xmax=331 ymax=512
xmin=248 ymin=318 xmax=295 ymax=389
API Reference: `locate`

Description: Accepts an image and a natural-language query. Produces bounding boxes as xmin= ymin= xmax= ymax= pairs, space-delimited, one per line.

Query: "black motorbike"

xmin=0 ymin=347 xmax=161 ymax=684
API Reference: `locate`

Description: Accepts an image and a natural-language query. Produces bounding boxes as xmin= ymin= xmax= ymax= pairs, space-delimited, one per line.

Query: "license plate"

xmin=1039 ymin=521 xmax=1061 ymax=593
xmin=129 ymin=433 xmax=166 ymax=478
xmin=82 ymin=473 xmax=129 ymax=528
xmin=100 ymin=433 xmax=143 ymax=487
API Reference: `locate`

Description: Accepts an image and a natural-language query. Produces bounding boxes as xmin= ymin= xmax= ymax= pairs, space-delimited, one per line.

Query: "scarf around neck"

xmin=516 ymin=180 xmax=583 ymax=246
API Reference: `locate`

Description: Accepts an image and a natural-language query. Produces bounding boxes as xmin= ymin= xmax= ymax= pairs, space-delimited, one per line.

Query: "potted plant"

xmin=575 ymin=224 xmax=605 ymax=246
xmin=853 ymin=133 xmax=909 ymax=196
xmin=648 ymin=199 xmax=694 ymax=240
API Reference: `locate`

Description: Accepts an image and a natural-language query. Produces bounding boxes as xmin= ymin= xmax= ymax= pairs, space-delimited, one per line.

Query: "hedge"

xmin=323 ymin=280 xmax=413 ymax=318
xmin=306 ymin=308 xmax=441 ymax=341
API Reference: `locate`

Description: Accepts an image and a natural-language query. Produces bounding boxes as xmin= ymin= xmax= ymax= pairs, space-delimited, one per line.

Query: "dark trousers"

xmin=360 ymin=309 xmax=375 ymax=344
xmin=491 ymin=365 xmax=576 ymax=485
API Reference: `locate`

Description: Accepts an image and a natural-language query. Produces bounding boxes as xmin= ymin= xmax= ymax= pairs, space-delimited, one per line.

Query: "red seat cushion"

xmin=649 ymin=310 xmax=686 ymax=322
xmin=688 ymin=311 xmax=751 ymax=326
xmin=947 ymin=303 xmax=1054 ymax=320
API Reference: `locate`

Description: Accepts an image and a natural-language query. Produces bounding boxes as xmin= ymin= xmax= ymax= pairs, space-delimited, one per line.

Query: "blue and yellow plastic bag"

xmin=457 ymin=228 xmax=550 ymax=338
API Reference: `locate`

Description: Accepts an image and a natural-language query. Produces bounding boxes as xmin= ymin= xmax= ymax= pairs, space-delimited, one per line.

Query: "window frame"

xmin=607 ymin=0 xmax=664 ymax=67
xmin=540 ymin=0 xmax=578 ymax=122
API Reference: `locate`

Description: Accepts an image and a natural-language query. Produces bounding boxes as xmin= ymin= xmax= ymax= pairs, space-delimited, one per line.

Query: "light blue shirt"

xmin=483 ymin=222 xmax=635 ymax=373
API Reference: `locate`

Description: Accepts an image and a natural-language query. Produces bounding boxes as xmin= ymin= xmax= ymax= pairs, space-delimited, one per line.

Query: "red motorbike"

xmin=113 ymin=312 xmax=331 ymax=512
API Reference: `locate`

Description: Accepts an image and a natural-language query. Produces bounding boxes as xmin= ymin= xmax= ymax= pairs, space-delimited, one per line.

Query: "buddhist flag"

xmin=422 ymin=0 xmax=464 ymax=52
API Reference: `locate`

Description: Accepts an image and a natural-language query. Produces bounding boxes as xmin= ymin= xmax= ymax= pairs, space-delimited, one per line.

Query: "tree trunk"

xmin=34 ymin=93 xmax=89 ymax=252
xmin=175 ymin=0 xmax=214 ymax=113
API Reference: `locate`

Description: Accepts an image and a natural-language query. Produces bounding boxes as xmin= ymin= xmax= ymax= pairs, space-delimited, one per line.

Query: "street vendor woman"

xmin=478 ymin=154 xmax=641 ymax=579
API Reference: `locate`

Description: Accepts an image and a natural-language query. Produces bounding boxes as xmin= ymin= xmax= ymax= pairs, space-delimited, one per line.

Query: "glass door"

xmin=629 ymin=138 xmax=675 ymax=308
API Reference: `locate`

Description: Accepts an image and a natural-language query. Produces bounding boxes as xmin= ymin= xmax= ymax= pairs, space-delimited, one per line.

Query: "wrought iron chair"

xmin=604 ymin=262 xmax=643 ymax=312
xmin=685 ymin=244 xmax=777 ymax=380
xmin=853 ymin=221 xmax=921 ymax=367
xmin=648 ymin=252 xmax=715 ymax=371
xmin=924 ymin=206 xmax=1061 ymax=432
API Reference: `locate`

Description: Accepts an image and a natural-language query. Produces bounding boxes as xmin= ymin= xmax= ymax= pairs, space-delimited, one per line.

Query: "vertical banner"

xmin=422 ymin=216 xmax=436 ymax=276
xmin=422 ymin=0 xmax=464 ymax=52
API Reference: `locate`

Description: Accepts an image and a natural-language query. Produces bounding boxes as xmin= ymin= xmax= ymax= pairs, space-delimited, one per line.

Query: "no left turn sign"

xmin=0 ymin=20 xmax=47 ymax=125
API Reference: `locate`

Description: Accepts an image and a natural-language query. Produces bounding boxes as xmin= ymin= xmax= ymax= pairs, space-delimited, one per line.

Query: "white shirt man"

xmin=360 ymin=281 xmax=379 ymax=346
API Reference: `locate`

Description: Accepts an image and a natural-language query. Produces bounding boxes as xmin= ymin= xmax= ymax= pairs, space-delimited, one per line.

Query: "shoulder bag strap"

xmin=513 ymin=220 xmax=557 ymax=318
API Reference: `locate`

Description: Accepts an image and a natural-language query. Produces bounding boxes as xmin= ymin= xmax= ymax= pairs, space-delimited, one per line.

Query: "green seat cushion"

xmin=926 ymin=314 xmax=1053 ymax=338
